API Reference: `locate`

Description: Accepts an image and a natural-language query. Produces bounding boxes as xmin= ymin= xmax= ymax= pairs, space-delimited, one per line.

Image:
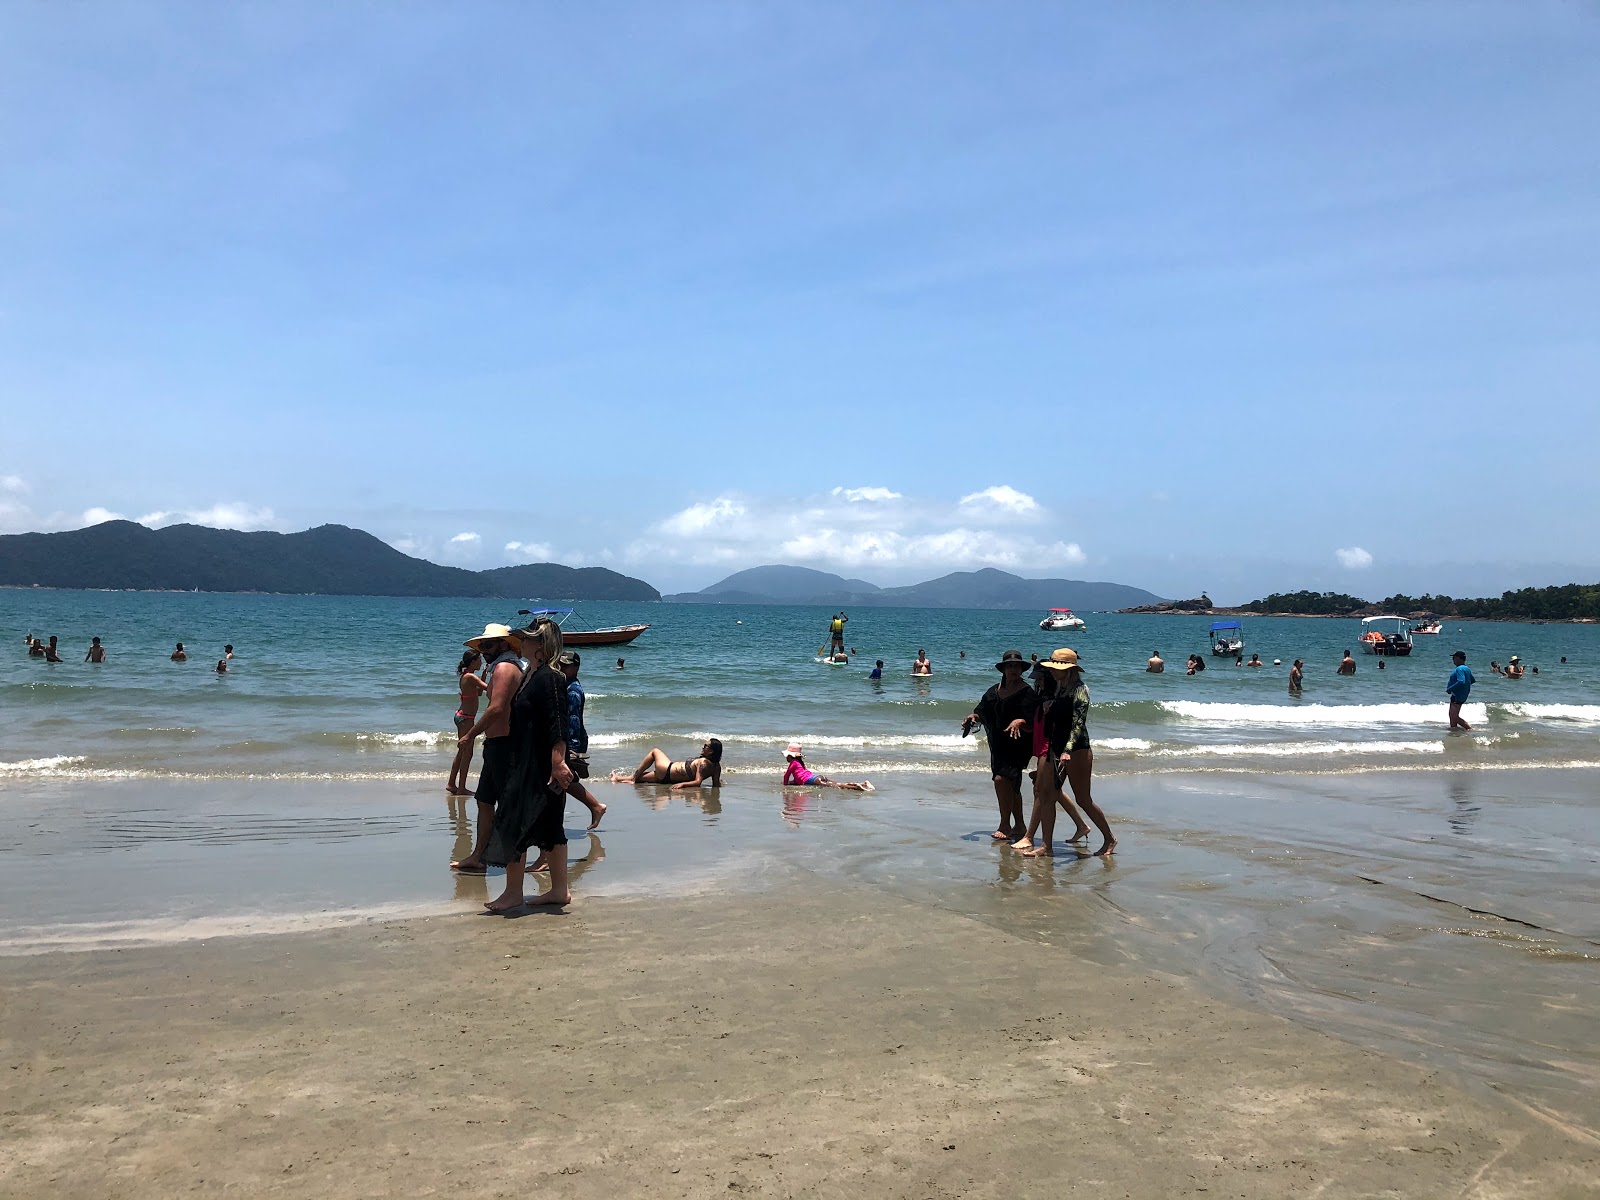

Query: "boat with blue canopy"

xmin=1208 ymin=620 xmax=1244 ymax=656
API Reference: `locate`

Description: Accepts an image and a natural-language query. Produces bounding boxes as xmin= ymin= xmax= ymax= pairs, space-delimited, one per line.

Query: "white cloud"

xmin=137 ymin=504 xmax=278 ymax=531
xmin=0 ymin=474 xmax=27 ymax=494
xmin=450 ymin=531 xmax=481 ymax=544
xmin=505 ymin=540 xmax=554 ymax=562
xmin=830 ymin=486 xmax=903 ymax=503
xmin=1335 ymin=546 xmax=1374 ymax=570
xmin=82 ymin=506 xmax=125 ymax=525
xmin=660 ymin=496 xmax=746 ymax=537
xmin=635 ymin=487 xmax=1086 ymax=577
xmin=958 ymin=485 xmax=1040 ymax=516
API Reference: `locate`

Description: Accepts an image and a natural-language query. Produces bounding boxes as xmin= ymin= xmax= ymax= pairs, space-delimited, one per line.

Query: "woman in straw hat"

xmin=450 ymin=624 xmax=527 ymax=874
xmin=1029 ymin=648 xmax=1115 ymax=857
xmin=483 ymin=617 xmax=577 ymax=912
xmin=1011 ymin=662 xmax=1091 ymax=853
xmin=961 ymin=649 xmax=1039 ymax=842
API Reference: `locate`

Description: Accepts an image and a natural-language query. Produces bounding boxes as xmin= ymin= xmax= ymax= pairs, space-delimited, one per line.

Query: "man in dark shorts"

xmin=558 ymin=651 xmax=606 ymax=830
xmin=451 ymin=624 xmax=525 ymax=873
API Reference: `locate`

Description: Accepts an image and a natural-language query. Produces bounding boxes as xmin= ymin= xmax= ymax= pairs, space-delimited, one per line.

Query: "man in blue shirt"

xmin=558 ymin=651 xmax=606 ymax=830
xmin=869 ymin=659 xmax=883 ymax=680
xmin=1446 ymin=650 xmax=1475 ymax=730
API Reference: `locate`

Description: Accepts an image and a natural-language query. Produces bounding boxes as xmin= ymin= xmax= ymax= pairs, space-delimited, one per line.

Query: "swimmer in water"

xmin=912 ymin=649 xmax=932 ymax=676
xmin=85 ymin=636 xmax=106 ymax=663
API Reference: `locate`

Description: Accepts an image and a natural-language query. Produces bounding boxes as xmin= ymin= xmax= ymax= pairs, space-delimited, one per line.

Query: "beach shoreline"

xmin=3 ymin=878 xmax=1597 ymax=1198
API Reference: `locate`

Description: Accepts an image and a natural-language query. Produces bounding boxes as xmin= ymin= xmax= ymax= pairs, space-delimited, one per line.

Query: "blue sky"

xmin=2 ymin=3 xmax=1596 ymax=602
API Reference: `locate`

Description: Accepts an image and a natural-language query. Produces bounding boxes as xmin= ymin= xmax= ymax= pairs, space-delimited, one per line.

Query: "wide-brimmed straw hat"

xmin=785 ymin=741 xmax=804 ymax=757
xmin=1037 ymin=647 xmax=1084 ymax=674
xmin=465 ymin=623 xmax=523 ymax=652
xmin=995 ymin=649 xmax=1028 ymax=671
xmin=1509 ymin=655 xmax=1520 ymax=663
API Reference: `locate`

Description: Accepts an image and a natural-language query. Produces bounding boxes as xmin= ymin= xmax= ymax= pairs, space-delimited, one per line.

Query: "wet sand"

xmin=3 ymin=876 xmax=1598 ymax=1199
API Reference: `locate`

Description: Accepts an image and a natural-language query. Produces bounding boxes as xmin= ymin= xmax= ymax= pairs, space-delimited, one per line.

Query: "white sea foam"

xmin=1160 ymin=701 xmax=1488 ymax=728
xmin=697 ymin=731 xmax=970 ymax=750
xmin=1097 ymin=737 xmax=1155 ymax=751
xmin=0 ymin=901 xmax=456 ymax=957
xmin=355 ymin=731 xmax=451 ymax=747
xmin=1159 ymin=739 xmax=1446 ymax=758
xmin=1498 ymin=703 xmax=1600 ymax=724
xmin=0 ymin=755 xmax=88 ymax=774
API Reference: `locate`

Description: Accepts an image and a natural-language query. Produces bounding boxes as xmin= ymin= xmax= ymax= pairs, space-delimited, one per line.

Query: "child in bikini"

xmin=781 ymin=742 xmax=873 ymax=791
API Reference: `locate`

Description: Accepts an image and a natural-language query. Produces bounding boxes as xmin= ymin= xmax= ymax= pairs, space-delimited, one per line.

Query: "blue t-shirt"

xmin=565 ymin=678 xmax=588 ymax=753
xmin=1446 ymin=664 xmax=1474 ymax=701
xmin=868 ymin=666 xmax=882 ymax=680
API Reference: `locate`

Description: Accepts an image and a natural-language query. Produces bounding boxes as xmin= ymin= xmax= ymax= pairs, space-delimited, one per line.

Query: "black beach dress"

xmin=974 ymin=681 xmax=1039 ymax=782
xmin=485 ymin=664 xmax=570 ymax=866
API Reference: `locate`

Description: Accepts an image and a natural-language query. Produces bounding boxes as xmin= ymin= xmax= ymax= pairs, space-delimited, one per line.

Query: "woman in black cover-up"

xmin=484 ymin=618 xmax=576 ymax=912
xmin=961 ymin=649 xmax=1038 ymax=842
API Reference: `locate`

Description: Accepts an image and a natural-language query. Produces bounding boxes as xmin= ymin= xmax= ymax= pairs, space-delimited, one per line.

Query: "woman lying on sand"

xmin=782 ymin=743 xmax=873 ymax=791
xmin=612 ymin=739 xmax=723 ymax=789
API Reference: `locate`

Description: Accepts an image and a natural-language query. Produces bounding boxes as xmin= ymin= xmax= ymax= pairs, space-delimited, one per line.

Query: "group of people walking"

xmin=447 ymin=621 xmax=605 ymax=914
xmin=964 ymin=647 xmax=1116 ymax=859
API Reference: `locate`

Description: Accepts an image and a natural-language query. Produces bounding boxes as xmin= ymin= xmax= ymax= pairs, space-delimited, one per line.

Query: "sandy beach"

xmin=4 ymin=872 xmax=1597 ymax=1199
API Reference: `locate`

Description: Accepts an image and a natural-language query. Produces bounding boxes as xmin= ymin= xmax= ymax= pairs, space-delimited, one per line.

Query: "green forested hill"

xmin=0 ymin=522 xmax=659 ymax=600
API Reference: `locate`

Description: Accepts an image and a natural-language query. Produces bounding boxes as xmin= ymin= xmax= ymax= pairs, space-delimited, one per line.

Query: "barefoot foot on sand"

xmin=451 ymin=858 xmax=487 ymax=874
xmin=1020 ymin=845 xmax=1054 ymax=858
xmin=525 ymin=892 xmax=570 ymax=908
xmin=1069 ymin=829 xmax=1091 ymax=842
xmin=484 ymin=893 xmax=525 ymax=913
xmin=1094 ymin=838 xmax=1118 ymax=857
xmin=1011 ymin=838 xmax=1034 ymax=851
xmin=587 ymin=802 xmax=607 ymax=831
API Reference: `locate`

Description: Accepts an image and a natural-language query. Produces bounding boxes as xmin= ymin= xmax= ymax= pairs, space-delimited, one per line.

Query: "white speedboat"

xmin=1411 ymin=618 xmax=1442 ymax=636
xmin=1040 ymin=608 xmax=1086 ymax=631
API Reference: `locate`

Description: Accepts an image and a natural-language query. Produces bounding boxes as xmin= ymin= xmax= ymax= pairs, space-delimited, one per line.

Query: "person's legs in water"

xmin=567 ymin=778 xmax=606 ymax=828
xmin=485 ymin=855 xmax=527 ymax=912
xmin=528 ymin=843 xmax=569 ymax=906
xmin=447 ymin=727 xmax=477 ymax=794
xmin=1449 ymin=699 xmax=1472 ymax=731
xmin=1062 ymin=748 xmax=1115 ymax=856
xmin=1013 ymin=767 xmax=1047 ymax=851
xmin=990 ymin=771 xmax=1025 ymax=841
xmin=613 ymin=747 xmax=672 ymax=784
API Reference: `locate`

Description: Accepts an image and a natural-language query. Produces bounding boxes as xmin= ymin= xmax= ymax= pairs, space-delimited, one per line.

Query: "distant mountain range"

xmin=666 ymin=565 xmax=1164 ymax=611
xmin=0 ymin=521 xmax=659 ymax=600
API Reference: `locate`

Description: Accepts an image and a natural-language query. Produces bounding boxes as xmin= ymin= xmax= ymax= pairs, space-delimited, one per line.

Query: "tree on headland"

xmin=1238 ymin=584 xmax=1600 ymax=621
xmin=1242 ymin=591 xmax=1368 ymax=615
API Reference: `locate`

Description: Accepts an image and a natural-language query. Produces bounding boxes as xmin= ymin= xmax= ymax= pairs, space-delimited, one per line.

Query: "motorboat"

xmin=1359 ymin=615 xmax=1413 ymax=656
xmin=1040 ymin=608 xmax=1086 ymax=631
xmin=1208 ymin=620 xmax=1244 ymax=656
xmin=1410 ymin=617 xmax=1443 ymax=636
xmin=516 ymin=607 xmax=650 ymax=647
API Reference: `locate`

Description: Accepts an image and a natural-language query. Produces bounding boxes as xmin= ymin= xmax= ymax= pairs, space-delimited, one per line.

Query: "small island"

xmin=1119 ymin=585 xmax=1600 ymax=623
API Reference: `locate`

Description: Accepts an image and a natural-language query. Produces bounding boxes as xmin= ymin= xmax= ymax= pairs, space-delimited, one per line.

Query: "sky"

xmin=1 ymin=2 xmax=1597 ymax=603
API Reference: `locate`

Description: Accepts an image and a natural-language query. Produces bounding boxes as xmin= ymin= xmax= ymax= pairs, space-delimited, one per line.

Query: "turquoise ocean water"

xmin=3 ymin=591 xmax=1599 ymax=782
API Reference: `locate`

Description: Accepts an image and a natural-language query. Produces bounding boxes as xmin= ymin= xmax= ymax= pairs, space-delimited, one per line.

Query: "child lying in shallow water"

xmin=782 ymin=742 xmax=873 ymax=791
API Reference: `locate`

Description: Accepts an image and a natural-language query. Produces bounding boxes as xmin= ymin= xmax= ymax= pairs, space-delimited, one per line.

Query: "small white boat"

xmin=1040 ymin=608 xmax=1086 ymax=631
xmin=1410 ymin=618 xmax=1443 ymax=636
